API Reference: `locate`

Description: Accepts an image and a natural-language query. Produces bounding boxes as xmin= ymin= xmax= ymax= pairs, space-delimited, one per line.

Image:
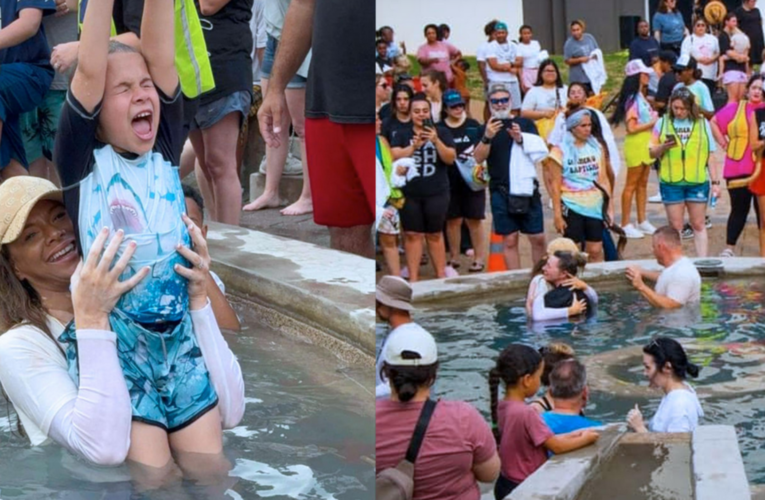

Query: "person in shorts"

xmin=474 ymin=85 xmax=545 ymax=269
xmin=53 ymin=0 xmax=244 ymax=460
xmin=485 ymin=22 xmax=522 ymax=114
xmin=0 ymin=0 xmax=56 ymax=182
xmin=244 ymin=0 xmax=313 ymax=216
xmin=258 ymin=0 xmax=375 ymax=258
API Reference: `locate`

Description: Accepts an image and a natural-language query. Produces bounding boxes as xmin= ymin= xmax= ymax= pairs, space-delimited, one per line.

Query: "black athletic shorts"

xmin=400 ymin=192 xmax=450 ymax=233
xmin=562 ymin=204 xmax=603 ymax=245
xmin=447 ymin=179 xmax=486 ymax=220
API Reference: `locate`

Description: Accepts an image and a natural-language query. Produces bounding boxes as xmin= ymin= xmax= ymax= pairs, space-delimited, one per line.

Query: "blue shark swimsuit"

xmin=54 ymin=87 xmax=218 ymax=431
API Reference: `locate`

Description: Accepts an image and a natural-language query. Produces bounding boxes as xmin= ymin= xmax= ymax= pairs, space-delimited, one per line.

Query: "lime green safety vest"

xmin=659 ymin=118 xmax=710 ymax=184
xmin=78 ymin=0 xmax=215 ymax=99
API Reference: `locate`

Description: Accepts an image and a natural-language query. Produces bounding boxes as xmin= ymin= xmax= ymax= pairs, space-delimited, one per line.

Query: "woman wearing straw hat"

xmin=0 ymin=176 xmax=244 ymax=473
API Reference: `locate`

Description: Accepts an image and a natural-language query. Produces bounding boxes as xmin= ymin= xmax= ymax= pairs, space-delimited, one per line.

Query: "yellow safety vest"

xmin=78 ymin=0 xmax=215 ymax=99
xmin=659 ymin=118 xmax=710 ymax=184
xmin=726 ymin=100 xmax=749 ymax=161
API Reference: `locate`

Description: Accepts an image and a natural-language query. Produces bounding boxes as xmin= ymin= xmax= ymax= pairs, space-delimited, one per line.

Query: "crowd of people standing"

xmin=377 ymin=4 xmax=765 ymax=284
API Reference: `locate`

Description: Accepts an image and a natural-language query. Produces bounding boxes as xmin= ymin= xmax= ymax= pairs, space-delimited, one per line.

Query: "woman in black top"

xmin=719 ymin=12 xmax=750 ymax=104
xmin=382 ymin=84 xmax=413 ymax=143
xmin=441 ymin=89 xmax=486 ymax=272
xmin=391 ymin=93 xmax=456 ymax=282
xmin=735 ymin=0 xmax=764 ymax=66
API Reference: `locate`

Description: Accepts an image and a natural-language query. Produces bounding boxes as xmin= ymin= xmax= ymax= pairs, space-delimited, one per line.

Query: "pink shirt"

xmin=714 ymin=101 xmax=765 ymax=178
xmin=497 ymin=399 xmax=554 ymax=483
xmin=417 ymin=41 xmax=459 ymax=82
xmin=376 ymin=399 xmax=496 ymax=500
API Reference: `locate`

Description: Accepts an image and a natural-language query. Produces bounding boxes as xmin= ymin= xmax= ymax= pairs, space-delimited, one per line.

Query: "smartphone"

xmin=664 ymin=135 xmax=677 ymax=146
xmin=422 ymin=118 xmax=434 ymax=129
xmin=501 ymin=118 xmax=515 ymax=130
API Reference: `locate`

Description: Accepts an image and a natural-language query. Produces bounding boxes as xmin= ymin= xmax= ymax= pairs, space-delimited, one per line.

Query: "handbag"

xmin=376 ymin=399 xmax=438 ymax=500
xmin=498 ymin=184 xmax=534 ymax=215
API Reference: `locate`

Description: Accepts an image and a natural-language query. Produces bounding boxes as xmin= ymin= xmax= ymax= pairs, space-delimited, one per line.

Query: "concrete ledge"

xmin=509 ymin=426 xmax=624 ymax=500
xmin=413 ymin=258 xmax=765 ymax=306
xmin=206 ymin=222 xmax=375 ymax=357
xmin=693 ymin=425 xmax=750 ymax=500
xmin=249 ymin=172 xmax=306 ymax=206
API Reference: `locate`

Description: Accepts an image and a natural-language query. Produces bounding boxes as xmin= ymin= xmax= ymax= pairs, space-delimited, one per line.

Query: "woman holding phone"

xmin=390 ymin=93 xmax=457 ymax=281
xmin=649 ymin=88 xmax=720 ymax=257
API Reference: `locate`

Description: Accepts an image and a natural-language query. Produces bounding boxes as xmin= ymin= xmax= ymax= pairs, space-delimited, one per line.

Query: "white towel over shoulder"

xmin=509 ymin=132 xmax=548 ymax=196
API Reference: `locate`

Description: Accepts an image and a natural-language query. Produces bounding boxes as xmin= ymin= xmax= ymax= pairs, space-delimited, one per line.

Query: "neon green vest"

xmin=78 ymin=0 xmax=215 ymax=99
xmin=659 ymin=118 xmax=709 ymax=184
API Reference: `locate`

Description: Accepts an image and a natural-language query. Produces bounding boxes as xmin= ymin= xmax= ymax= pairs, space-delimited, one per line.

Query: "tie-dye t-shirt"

xmin=54 ymin=86 xmax=189 ymax=324
xmin=550 ymin=135 xmax=604 ymax=220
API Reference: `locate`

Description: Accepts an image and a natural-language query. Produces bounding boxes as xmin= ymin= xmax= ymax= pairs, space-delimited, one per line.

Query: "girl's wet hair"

xmin=643 ymin=337 xmax=700 ymax=380
xmin=488 ymin=344 xmax=542 ymax=442
xmin=381 ymin=362 xmax=439 ymax=402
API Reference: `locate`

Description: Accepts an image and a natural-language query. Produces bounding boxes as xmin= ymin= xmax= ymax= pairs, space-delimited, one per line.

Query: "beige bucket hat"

xmin=376 ymin=275 xmax=414 ymax=311
xmin=0 ymin=177 xmax=63 ymax=249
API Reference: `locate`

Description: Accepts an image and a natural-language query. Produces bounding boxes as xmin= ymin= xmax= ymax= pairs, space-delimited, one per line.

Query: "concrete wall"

xmin=375 ymin=0 xmax=524 ymax=56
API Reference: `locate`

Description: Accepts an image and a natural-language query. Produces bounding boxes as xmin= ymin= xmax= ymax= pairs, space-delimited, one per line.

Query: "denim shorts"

xmin=262 ymin=34 xmax=308 ymax=89
xmin=190 ymin=90 xmax=252 ymax=131
xmin=59 ymin=309 xmax=219 ymax=432
xmin=659 ymin=181 xmax=710 ymax=205
xmin=490 ymin=188 xmax=544 ymax=235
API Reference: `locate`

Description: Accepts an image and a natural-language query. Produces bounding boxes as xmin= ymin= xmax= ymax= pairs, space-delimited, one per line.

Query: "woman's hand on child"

xmin=175 ymin=214 xmax=211 ymax=310
xmin=51 ymin=41 xmax=79 ymax=74
xmin=562 ymin=277 xmax=587 ymax=291
xmin=72 ymin=227 xmax=149 ymax=330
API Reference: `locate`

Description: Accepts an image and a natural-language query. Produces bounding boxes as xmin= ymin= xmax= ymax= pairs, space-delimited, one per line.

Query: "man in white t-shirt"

xmin=626 ymin=226 xmax=701 ymax=308
xmin=485 ymin=21 xmax=522 ymax=112
xmin=375 ymin=276 xmax=433 ymax=398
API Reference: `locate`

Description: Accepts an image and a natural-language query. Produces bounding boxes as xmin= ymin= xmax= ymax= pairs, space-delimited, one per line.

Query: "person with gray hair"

xmin=474 ymin=84 xmax=546 ymax=269
xmin=542 ymin=359 xmax=602 ymax=434
xmin=626 ymin=225 xmax=701 ymax=308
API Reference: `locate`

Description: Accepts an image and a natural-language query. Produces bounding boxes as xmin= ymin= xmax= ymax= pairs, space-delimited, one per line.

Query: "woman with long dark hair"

xmin=381 ymin=84 xmax=413 ymax=143
xmin=626 ymin=337 xmax=703 ymax=433
xmin=421 ymin=69 xmax=448 ymax=123
xmin=611 ymin=60 xmax=659 ymax=239
xmin=521 ymin=59 xmax=568 ymax=142
xmin=376 ymin=328 xmax=499 ymax=499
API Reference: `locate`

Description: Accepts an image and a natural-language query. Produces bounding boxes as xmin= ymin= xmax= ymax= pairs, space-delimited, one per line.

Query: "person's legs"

xmin=243 ymin=78 xmax=291 ymax=211
xmin=757 ymin=195 xmax=765 ymax=256
xmin=687 ymin=201 xmax=708 ymax=257
xmin=0 ymin=159 xmax=28 ymax=181
xmin=664 ymin=202 xmax=686 ymax=232
xmin=725 ymin=184 xmax=751 ymax=251
xmin=188 ymin=129 xmax=218 ymax=220
xmin=636 ymin=164 xmax=650 ymax=224
xmin=281 ymin=87 xmax=312 ymax=215
xmin=379 ymin=233 xmax=400 ymax=275
xmin=404 ymin=231 xmax=424 ymax=282
xmin=179 ymin=139 xmax=197 ymax=179
xmin=198 ymin=112 xmax=243 ymax=225
xmin=584 ymin=241 xmax=604 ymax=262
xmin=424 ymin=231 xmax=447 ymax=278
xmin=446 ymin=217 xmax=463 ymax=263
xmin=621 ymin=166 xmax=642 ymax=227
xmin=465 ymin=218 xmax=485 ymax=267
xmin=128 ymin=421 xmax=174 ymax=468
xmin=527 ymin=232 xmax=546 ymax=266
xmin=502 ymin=231 xmax=521 ymax=269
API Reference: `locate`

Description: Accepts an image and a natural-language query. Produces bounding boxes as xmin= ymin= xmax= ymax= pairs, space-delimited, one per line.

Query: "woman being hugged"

xmin=611 ymin=59 xmax=659 ymax=240
xmin=649 ymin=88 xmax=721 ymax=257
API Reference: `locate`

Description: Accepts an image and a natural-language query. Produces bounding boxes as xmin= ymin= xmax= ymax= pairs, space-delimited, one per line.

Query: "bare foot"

xmin=243 ymin=192 xmax=282 ymax=211
xmin=280 ymin=197 xmax=313 ymax=216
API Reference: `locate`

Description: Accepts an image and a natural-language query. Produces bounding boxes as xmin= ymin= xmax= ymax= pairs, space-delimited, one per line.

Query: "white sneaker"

xmin=637 ymin=220 xmax=657 ymax=235
xmin=622 ymin=224 xmax=645 ymax=239
xmin=648 ymin=193 xmax=662 ymax=203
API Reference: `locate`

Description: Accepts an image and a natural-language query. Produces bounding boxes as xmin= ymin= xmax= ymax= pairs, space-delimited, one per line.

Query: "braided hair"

xmin=489 ymin=344 xmax=543 ymax=442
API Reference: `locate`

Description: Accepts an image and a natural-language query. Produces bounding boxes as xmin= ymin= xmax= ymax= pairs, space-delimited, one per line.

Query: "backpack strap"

xmin=405 ymin=399 xmax=438 ymax=464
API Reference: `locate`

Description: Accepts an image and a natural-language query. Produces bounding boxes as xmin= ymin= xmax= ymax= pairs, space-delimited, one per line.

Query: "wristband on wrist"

xmin=711 ymin=180 xmax=721 ymax=185
xmin=481 ymin=135 xmax=492 ymax=144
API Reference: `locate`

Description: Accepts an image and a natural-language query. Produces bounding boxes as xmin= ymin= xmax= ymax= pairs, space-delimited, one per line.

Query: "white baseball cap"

xmin=624 ymin=59 xmax=655 ymax=77
xmin=384 ymin=326 xmax=438 ymax=366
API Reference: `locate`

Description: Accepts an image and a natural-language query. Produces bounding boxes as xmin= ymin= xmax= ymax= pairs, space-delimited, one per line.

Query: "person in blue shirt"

xmin=542 ymin=359 xmax=602 ymax=434
xmin=0 ymin=0 xmax=56 ymax=181
xmin=629 ymin=19 xmax=660 ymax=66
xmin=652 ymin=0 xmax=688 ymax=55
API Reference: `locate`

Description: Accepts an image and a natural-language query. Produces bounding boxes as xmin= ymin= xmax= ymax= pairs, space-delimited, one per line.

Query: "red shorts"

xmin=305 ymin=118 xmax=375 ymax=227
xmin=751 ymin=159 xmax=765 ymax=197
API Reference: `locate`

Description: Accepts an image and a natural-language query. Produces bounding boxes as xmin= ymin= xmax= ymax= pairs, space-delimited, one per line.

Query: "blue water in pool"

xmin=376 ymin=278 xmax=765 ymax=484
xmin=0 ymin=299 xmax=374 ymax=499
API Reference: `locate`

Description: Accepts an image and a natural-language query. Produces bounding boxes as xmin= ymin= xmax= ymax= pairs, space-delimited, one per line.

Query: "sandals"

xmin=447 ymin=259 xmax=461 ymax=269
xmin=468 ymin=262 xmax=485 ymax=273
xmin=719 ymin=248 xmax=735 ymax=258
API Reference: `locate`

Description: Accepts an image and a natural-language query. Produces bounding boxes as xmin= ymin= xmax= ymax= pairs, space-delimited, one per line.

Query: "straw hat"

xmin=0 ymin=177 xmax=62 ymax=249
xmin=704 ymin=1 xmax=727 ymax=25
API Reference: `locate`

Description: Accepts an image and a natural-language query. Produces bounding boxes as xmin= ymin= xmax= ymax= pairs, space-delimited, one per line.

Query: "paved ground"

xmin=240 ymin=207 xmax=331 ymax=249
xmin=377 ymin=102 xmax=764 ymax=281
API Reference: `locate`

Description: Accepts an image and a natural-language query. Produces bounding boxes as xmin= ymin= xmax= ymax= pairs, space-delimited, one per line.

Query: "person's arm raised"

xmin=71 ymin=0 xmax=115 ymax=113
xmin=140 ymin=0 xmax=177 ymax=96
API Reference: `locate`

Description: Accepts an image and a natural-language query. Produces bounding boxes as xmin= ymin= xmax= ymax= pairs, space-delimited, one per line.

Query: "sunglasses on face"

xmin=448 ymin=103 xmax=465 ymax=110
xmin=490 ymin=97 xmax=510 ymax=105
